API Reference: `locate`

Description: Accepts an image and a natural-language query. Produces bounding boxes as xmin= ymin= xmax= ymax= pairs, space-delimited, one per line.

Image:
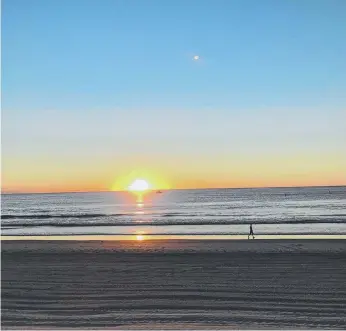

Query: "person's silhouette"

xmin=248 ymin=224 xmax=255 ymax=239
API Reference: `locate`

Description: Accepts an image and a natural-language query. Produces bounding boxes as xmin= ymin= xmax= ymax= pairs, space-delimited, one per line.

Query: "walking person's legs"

xmin=248 ymin=225 xmax=252 ymax=239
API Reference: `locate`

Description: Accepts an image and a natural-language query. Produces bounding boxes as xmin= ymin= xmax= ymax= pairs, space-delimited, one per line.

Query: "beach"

xmin=2 ymin=239 xmax=346 ymax=329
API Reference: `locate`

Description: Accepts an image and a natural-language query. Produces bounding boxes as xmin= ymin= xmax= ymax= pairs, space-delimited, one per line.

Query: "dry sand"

xmin=1 ymin=239 xmax=346 ymax=329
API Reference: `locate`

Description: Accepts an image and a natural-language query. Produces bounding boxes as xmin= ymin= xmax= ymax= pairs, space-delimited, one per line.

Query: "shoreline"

xmin=1 ymin=234 xmax=346 ymax=241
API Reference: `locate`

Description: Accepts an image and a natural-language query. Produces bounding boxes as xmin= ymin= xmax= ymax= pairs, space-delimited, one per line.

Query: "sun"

xmin=128 ymin=179 xmax=150 ymax=192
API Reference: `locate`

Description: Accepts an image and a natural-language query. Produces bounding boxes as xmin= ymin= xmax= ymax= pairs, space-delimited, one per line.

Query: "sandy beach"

xmin=2 ymin=239 xmax=346 ymax=329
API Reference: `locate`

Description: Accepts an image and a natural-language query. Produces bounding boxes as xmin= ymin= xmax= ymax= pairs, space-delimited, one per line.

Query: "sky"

xmin=2 ymin=0 xmax=346 ymax=193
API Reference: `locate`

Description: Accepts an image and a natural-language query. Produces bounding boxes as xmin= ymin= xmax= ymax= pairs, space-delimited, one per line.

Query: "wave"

xmin=1 ymin=219 xmax=346 ymax=228
xmin=1 ymin=213 xmax=129 ymax=219
xmin=1 ymin=212 xmax=197 ymax=220
xmin=3 ymin=212 xmax=346 ymax=220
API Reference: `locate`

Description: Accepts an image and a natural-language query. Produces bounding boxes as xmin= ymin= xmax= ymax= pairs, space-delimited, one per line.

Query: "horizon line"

xmin=2 ymin=184 xmax=345 ymax=195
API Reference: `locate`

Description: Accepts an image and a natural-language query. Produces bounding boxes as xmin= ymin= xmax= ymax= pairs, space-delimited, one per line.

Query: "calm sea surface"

xmin=1 ymin=186 xmax=346 ymax=236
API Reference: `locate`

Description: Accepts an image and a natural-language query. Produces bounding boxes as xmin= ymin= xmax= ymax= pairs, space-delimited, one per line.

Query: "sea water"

xmin=2 ymin=186 xmax=346 ymax=237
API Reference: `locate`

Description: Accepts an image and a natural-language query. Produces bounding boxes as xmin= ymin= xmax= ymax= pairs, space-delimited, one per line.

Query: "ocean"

xmin=2 ymin=186 xmax=346 ymax=237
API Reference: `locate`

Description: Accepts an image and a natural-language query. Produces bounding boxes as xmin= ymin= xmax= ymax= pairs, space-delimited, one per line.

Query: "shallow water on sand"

xmin=2 ymin=186 xmax=346 ymax=236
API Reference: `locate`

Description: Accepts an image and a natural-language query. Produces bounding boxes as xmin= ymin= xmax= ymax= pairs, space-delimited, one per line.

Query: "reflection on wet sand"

xmin=1 ymin=234 xmax=346 ymax=241
xmin=136 ymin=234 xmax=145 ymax=241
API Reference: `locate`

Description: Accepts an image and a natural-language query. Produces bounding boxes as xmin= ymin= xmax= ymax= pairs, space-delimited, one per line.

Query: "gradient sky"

xmin=2 ymin=0 xmax=346 ymax=192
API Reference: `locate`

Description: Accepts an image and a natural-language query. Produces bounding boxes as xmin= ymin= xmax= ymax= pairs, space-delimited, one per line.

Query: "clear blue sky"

xmin=2 ymin=0 xmax=346 ymax=192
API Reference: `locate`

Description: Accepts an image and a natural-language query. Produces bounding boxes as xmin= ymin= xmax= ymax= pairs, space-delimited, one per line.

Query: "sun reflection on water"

xmin=136 ymin=193 xmax=143 ymax=203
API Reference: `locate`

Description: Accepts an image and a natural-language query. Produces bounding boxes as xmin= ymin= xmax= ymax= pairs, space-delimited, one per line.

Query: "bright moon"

xmin=193 ymin=55 xmax=199 ymax=60
xmin=128 ymin=179 xmax=149 ymax=192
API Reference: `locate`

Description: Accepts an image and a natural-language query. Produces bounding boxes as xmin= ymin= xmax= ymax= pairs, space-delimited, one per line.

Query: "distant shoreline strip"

xmin=2 ymin=234 xmax=346 ymax=241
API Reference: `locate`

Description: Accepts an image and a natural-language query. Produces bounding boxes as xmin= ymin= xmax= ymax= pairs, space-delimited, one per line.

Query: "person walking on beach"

xmin=248 ymin=224 xmax=255 ymax=239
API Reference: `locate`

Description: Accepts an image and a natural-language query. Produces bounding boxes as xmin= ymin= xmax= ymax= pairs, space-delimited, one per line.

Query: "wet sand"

xmin=2 ymin=239 xmax=346 ymax=329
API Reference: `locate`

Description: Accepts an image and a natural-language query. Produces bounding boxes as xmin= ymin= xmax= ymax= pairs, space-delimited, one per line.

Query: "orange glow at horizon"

xmin=2 ymin=157 xmax=346 ymax=194
xmin=111 ymin=169 xmax=171 ymax=192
